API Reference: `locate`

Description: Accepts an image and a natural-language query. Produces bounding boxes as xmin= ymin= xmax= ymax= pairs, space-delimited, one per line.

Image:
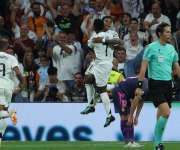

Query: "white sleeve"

xmin=88 ymin=35 xmax=95 ymax=48
xmin=53 ymin=45 xmax=61 ymax=56
xmin=112 ymin=31 xmax=119 ymax=39
xmin=11 ymin=55 xmax=19 ymax=69
xmin=144 ymin=14 xmax=153 ymax=22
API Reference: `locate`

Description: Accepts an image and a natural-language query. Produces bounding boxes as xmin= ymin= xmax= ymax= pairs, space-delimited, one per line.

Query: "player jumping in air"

xmin=81 ymin=17 xmax=123 ymax=127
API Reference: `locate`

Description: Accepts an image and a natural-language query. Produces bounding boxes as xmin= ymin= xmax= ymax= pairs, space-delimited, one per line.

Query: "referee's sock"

xmin=154 ymin=116 xmax=168 ymax=147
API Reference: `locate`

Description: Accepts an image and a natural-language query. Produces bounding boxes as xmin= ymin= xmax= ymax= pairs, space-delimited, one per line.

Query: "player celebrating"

xmin=136 ymin=23 xmax=180 ymax=150
xmin=81 ymin=17 xmax=123 ymax=127
xmin=112 ymin=76 xmax=148 ymax=147
xmin=0 ymin=38 xmax=24 ymax=144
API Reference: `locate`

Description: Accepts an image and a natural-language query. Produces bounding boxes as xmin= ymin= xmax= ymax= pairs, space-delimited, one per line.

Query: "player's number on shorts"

xmin=0 ymin=63 xmax=5 ymax=76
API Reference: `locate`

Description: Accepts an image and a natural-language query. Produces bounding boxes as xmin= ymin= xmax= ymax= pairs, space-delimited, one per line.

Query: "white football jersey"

xmin=0 ymin=52 xmax=19 ymax=90
xmin=88 ymin=30 xmax=119 ymax=62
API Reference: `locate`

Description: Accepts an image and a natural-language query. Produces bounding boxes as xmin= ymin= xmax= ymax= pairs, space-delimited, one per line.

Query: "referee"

xmin=136 ymin=23 xmax=180 ymax=150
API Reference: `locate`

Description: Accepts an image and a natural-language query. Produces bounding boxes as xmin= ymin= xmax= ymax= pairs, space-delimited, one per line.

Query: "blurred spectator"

xmin=54 ymin=3 xmax=81 ymax=37
xmin=67 ymin=72 xmax=87 ymax=102
xmin=114 ymin=46 xmax=127 ymax=75
xmin=48 ymin=31 xmax=81 ymax=88
xmin=35 ymin=53 xmax=50 ymax=100
xmin=123 ymin=18 xmax=149 ymax=47
xmin=118 ymin=13 xmax=131 ymax=39
xmin=28 ymin=2 xmax=47 ymax=38
xmin=144 ymin=2 xmax=171 ymax=41
xmin=43 ymin=66 xmax=68 ymax=102
xmin=0 ymin=16 xmax=13 ymax=39
xmin=22 ymin=51 xmax=40 ymax=102
xmin=121 ymin=0 xmax=144 ymax=18
xmin=13 ymin=24 xmax=35 ymax=63
xmin=124 ymin=32 xmax=144 ymax=60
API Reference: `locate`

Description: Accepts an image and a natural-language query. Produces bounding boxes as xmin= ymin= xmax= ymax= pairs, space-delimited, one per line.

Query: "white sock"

xmin=85 ymin=84 xmax=95 ymax=107
xmin=0 ymin=119 xmax=7 ymax=136
xmin=100 ymin=92 xmax=112 ymax=117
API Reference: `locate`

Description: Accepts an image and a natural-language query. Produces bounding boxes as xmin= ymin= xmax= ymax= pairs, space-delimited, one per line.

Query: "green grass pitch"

xmin=1 ymin=141 xmax=180 ymax=150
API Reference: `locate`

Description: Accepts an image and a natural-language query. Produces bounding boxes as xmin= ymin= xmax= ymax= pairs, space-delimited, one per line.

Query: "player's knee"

xmin=162 ymin=110 xmax=171 ymax=118
xmin=96 ymin=85 xmax=107 ymax=94
xmin=84 ymin=74 xmax=95 ymax=84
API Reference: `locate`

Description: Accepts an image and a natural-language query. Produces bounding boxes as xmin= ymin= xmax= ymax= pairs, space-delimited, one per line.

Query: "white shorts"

xmin=85 ymin=60 xmax=112 ymax=87
xmin=0 ymin=88 xmax=13 ymax=107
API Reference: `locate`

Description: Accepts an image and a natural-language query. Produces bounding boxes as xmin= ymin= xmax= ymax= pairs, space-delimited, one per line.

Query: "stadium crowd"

xmin=0 ymin=0 xmax=179 ymax=102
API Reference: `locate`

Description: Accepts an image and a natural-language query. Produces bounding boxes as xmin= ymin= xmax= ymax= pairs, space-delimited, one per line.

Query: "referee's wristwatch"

xmin=137 ymin=80 xmax=143 ymax=89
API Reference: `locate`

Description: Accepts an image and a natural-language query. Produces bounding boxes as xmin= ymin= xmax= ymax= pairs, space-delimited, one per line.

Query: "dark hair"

xmin=102 ymin=16 xmax=113 ymax=23
xmin=131 ymin=18 xmax=139 ymax=23
xmin=48 ymin=66 xmax=57 ymax=75
xmin=114 ymin=46 xmax=126 ymax=52
xmin=47 ymin=21 xmax=55 ymax=28
xmin=156 ymin=23 xmax=170 ymax=38
xmin=123 ymin=13 xmax=131 ymax=19
xmin=0 ymin=38 xmax=9 ymax=50
xmin=31 ymin=2 xmax=42 ymax=8
xmin=93 ymin=19 xmax=104 ymax=33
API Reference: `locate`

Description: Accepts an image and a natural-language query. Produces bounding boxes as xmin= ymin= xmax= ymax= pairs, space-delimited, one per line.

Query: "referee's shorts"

xmin=148 ymin=78 xmax=173 ymax=108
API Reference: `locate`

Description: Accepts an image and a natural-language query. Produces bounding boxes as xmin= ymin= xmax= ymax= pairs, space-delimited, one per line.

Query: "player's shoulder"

xmin=97 ymin=31 xmax=106 ymax=37
xmin=0 ymin=52 xmax=16 ymax=60
xmin=106 ymin=29 xmax=118 ymax=35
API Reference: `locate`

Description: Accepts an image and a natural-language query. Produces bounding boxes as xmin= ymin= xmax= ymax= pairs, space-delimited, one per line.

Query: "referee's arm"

xmin=138 ymin=60 xmax=148 ymax=81
xmin=173 ymin=62 xmax=180 ymax=78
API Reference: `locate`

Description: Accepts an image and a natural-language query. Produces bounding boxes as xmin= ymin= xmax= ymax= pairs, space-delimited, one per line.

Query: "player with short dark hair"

xmin=80 ymin=18 xmax=123 ymax=127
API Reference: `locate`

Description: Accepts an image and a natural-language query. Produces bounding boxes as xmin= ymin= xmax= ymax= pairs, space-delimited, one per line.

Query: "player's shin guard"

xmin=100 ymin=92 xmax=112 ymax=117
xmin=154 ymin=116 xmax=168 ymax=147
xmin=85 ymin=84 xmax=95 ymax=107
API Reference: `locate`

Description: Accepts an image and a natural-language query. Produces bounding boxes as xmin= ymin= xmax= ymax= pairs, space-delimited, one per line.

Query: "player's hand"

xmin=92 ymin=37 xmax=103 ymax=43
xmin=127 ymin=115 xmax=134 ymax=125
xmin=135 ymin=88 xmax=144 ymax=99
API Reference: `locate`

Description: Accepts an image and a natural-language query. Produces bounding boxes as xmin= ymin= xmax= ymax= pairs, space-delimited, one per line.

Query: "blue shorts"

xmin=112 ymin=87 xmax=131 ymax=115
